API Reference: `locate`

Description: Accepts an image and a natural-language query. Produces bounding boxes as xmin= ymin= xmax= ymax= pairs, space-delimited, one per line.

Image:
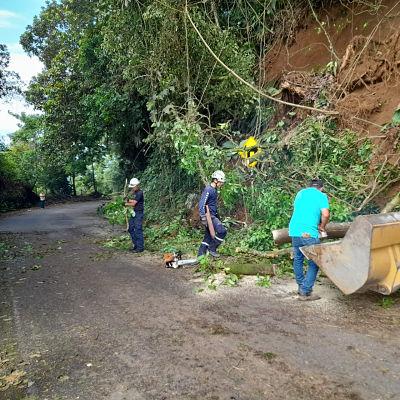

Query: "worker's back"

xmin=289 ymin=187 xmax=329 ymax=238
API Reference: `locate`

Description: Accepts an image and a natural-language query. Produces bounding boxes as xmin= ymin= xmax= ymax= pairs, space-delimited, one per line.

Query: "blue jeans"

xmin=291 ymin=236 xmax=320 ymax=295
xmin=128 ymin=211 xmax=144 ymax=251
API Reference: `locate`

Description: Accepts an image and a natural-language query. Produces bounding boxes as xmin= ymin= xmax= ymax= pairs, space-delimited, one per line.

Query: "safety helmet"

xmin=211 ymin=170 xmax=226 ymax=183
xmin=128 ymin=177 xmax=140 ymax=187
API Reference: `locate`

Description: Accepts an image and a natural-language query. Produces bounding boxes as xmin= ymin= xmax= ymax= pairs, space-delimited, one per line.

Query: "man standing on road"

xmin=125 ymin=178 xmax=144 ymax=253
xmin=39 ymin=192 xmax=46 ymax=209
xmin=289 ymin=179 xmax=330 ymax=301
xmin=197 ymin=170 xmax=227 ymax=258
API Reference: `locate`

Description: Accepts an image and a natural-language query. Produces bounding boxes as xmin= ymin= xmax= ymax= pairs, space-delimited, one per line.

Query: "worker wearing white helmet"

xmin=39 ymin=192 xmax=46 ymax=209
xmin=197 ymin=170 xmax=227 ymax=258
xmin=125 ymin=177 xmax=145 ymax=253
xmin=211 ymin=170 xmax=225 ymax=183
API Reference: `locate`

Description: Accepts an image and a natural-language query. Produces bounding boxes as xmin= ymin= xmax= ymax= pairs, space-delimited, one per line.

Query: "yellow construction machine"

xmin=300 ymin=212 xmax=400 ymax=295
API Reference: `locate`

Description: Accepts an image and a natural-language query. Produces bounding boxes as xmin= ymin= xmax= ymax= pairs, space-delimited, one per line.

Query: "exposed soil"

xmin=264 ymin=0 xmax=400 ymax=145
xmin=1 ymin=202 xmax=400 ymax=399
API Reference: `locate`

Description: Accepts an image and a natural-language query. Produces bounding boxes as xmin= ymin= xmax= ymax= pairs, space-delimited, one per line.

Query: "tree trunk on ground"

xmin=228 ymin=262 xmax=276 ymax=276
xmin=272 ymin=222 xmax=351 ymax=245
xmin=235 ymin=247 xmax=292 ymax=258
xmin=381 ymin=192 xmax=400 ymax=213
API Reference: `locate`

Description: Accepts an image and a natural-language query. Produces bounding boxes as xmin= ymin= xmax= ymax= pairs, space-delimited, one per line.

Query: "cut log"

xmin=235 ymin=247 xmax=292 ymax=258
xmin=227 ymin=262 xmax=276 ymax=276
xmin=272 ymin=222 xmax=351 ymax=245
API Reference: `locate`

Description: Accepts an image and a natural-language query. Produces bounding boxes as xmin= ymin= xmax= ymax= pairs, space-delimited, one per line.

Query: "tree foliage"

xmin=19 ymin=0 xmax=285 ymax=182
xmin=5 ymin=114 xmax=72 ymax=195
xmin=0 ymin=44 xmax=19 ymax=98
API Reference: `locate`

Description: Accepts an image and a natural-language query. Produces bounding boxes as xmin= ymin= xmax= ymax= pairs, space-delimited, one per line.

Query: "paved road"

xmin=1 ymin=202 xmax=400 ymax=400
xmin=0 ymin=201 xmax=104 ymax=233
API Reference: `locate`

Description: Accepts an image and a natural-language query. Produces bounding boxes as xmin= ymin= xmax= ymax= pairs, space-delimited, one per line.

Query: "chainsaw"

xmin=163 ymin=251 xmax=199 ymax=269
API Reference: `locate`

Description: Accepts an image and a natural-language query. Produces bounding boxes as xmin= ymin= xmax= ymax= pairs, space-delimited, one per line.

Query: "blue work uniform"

xmin=128 ymin=190 xmax=144 ymax=251
xmin=197 ymin=185 xmax=227 ymax=256
xmin=289 ymin=187 xmax=329 ymax=295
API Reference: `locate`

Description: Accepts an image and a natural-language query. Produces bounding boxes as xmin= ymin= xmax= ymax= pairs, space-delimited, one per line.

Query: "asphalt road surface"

xmin=1 ymin=202 xmax=400 ymax=400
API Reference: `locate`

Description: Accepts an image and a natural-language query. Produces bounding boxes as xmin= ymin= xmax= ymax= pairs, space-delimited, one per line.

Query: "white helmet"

xmin=128 ymin=177 xmax=140 ymax=187
xmin=211 ymin=170 xmax=226 ymax=183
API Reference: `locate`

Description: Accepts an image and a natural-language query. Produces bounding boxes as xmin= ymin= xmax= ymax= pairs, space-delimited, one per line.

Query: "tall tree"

xmin=0 ymin=44 xmax=19 ymax=98
xmin=21 ymin=0 xmax=150 ymax=175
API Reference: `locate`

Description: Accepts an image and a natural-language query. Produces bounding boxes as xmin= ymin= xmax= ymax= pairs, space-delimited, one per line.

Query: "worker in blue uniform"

xmin=197 ymin=170 xmax=227 ymax=258
xmin=125 ymin=177 xmax=145 ymax=253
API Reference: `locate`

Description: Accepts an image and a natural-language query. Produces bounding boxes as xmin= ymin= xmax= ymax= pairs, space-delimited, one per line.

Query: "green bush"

xmin=101 ymin=197 xmax=127 ymax=225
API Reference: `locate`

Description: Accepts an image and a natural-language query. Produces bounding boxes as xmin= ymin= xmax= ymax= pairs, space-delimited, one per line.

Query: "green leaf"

xmin=392 ymin=107 xmax=400 ymax=126
xmin=222 ymin=141 xmax=236 ymax=149
xmin=266 ymin=87 xmax=281 ymax=97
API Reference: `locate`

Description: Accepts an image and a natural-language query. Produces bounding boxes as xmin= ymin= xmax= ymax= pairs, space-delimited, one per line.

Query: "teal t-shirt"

xmin=288 ymin=187 xmax=329 ymax=238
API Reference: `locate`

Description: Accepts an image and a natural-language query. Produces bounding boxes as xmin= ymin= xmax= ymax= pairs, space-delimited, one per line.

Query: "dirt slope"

xmin=264 ymin=0 xmax=400 ymax=137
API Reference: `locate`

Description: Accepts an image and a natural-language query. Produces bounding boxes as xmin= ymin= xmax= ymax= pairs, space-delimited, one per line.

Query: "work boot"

xmin=131 ymin=249 xmax=144 ymax=254
xmin=209 ymin=250 xmax=220 ymax=258
xmin=298 ymin=293 xmax=321 ymax=301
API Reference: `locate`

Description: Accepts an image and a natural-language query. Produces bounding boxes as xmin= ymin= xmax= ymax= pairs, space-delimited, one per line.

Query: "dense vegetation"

xmin=1 ymin=0 xmax=399 ymax=250
xmin=0 ymin=45 xmax=35 ymax=210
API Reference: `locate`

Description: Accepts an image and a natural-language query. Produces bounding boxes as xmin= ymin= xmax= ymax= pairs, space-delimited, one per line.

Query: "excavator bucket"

xmin=300 ymin=212 xmax=400 ymax=295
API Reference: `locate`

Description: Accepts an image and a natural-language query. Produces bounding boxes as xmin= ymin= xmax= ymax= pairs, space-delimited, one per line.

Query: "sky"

xmin=0 ymin=0 xmax=46 ymax=142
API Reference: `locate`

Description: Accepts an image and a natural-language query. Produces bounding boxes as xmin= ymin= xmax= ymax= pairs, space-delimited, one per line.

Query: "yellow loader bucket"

xmin=301 ymin=212 xmax=400 ymax=295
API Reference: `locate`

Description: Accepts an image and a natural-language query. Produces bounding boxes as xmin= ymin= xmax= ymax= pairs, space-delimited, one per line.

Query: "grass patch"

xmin=255 ymin=274 xmax=272 ymax=288
xmin=22 ymin=243 xmax=33 ymax=254
xmin=261 ymin=351 xmax=277 ymax=360
xmin=0 ymin=237 xmax=30 ymax=261
xmin=145 ymin=221 xmax=202 ymax=254
xmin=0 ymin=240 xmax=13 ymax=261
xmin=103 ymin=235 xmax=131 ymax=251
xmin=222 ymin=270 xmax=240 ymax=287
xmin=379 ymin=296 xmax=395 ymax=309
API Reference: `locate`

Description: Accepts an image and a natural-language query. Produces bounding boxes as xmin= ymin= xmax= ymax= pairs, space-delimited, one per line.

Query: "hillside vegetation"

xmin=0 ymin=0 xmax=399 ymax=250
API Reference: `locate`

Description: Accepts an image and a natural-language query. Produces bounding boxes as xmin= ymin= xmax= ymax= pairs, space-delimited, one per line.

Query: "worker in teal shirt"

xmin=289 ymin=179 xmax=330 ymax=301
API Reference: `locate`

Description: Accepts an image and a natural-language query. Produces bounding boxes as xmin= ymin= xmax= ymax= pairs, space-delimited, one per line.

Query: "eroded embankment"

xmin=264 ymin=0 xmax=400 ymax=131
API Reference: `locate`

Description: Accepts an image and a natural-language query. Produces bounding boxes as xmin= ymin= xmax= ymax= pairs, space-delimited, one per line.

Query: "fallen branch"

xmin=381 ymin=192 xmax=400 ymax=213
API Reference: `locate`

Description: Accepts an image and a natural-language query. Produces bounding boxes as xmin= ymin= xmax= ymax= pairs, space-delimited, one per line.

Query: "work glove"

xmin=200 ymin=216 xmax=208 ymax=226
